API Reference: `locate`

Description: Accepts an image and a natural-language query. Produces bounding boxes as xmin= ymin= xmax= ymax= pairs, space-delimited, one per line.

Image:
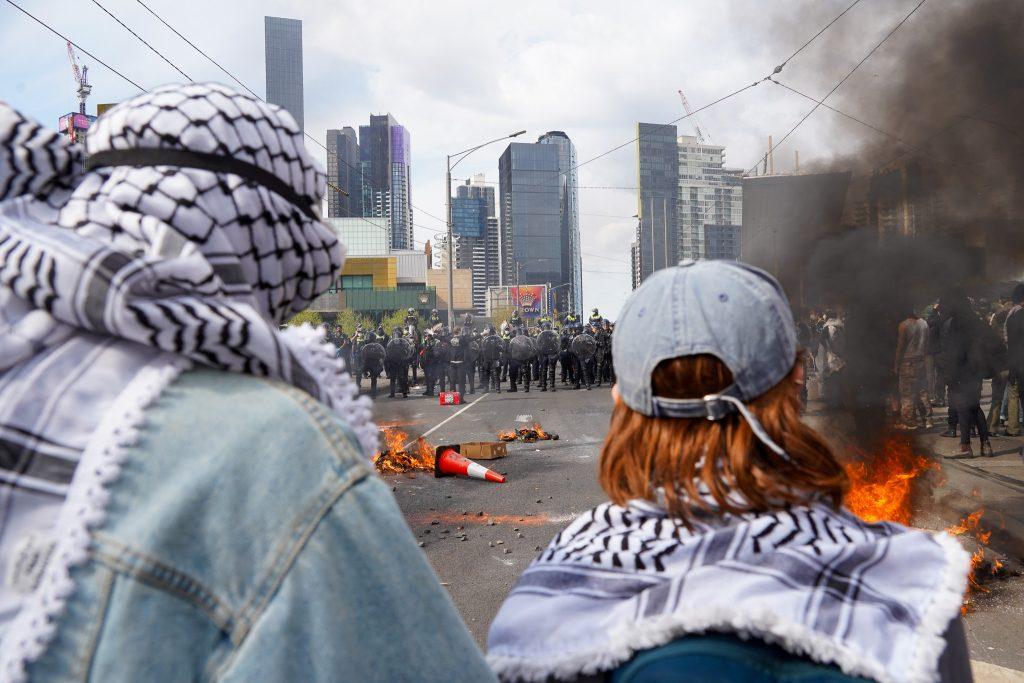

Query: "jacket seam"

xmin=91 ymin=534 xmax=236 ymax=634
xmin=215 ymin=470 xmax=371 ymax=679
xmin=77 ymin=565 xmax=116 ymax=683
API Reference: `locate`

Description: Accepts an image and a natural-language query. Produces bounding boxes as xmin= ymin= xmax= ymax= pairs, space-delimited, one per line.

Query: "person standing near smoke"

xmin=939 ymin=293 xmax=995 ymax=457
xmin=894 ymin=308 xmax=933 ymax=430
xmin=1003 ymin=283 xmax=1024 ymax=437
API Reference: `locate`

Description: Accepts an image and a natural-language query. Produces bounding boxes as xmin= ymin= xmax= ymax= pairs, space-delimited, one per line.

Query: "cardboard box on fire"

xmin=458 ymin=441 xmax=507 ymax=460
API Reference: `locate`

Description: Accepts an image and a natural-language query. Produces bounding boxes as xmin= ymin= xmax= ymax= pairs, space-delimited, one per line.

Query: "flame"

xmin=842 ymin=435 xmax=1006 ymax=614
xmin=498 ymin=423 xmax=558 ymax=443
xmin=498 ymin=430 xmax=518 ymax=442
xmin=843 ymin=437 xmax=939 ymax=525
xmin=531 ymin=422 xmax=551 ymax=440
xmin=374 ymin=426 xmax=435 ymax=474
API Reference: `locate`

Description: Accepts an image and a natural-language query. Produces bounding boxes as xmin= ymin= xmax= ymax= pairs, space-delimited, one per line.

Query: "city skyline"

xmin=263 ymin=16 xmax=303 ymax=130
xmin=0 ymin=0 xmax=947 ymax=318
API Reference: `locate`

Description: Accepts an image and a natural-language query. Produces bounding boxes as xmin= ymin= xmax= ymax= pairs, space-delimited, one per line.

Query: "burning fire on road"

xmin=374 ymin=426 xmax=435 ymax=474
xmin=498 ymin=423 xmax=559 ymax=443
xmin=840 ymin=434 xmax=1012 ymax=612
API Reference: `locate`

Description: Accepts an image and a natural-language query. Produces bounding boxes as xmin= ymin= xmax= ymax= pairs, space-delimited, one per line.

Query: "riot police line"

xmin=326 ymin=308 xmax=615 ymax=399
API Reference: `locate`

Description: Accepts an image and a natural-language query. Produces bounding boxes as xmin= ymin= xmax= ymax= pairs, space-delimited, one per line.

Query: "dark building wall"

xmin=636 ymin=122 xmax=679 ymax=283
xmin=326 ymin=127 xmax=361 ymax=218
xmin=456 ymin=181 xmax=496 ymax=219
xmin=499 ymin=143 xmax=563 ymax=294
xmin=264 ymin=17 xmax=303 ymax=130
xmin=740 ymin=172 xmax=851 ymax=307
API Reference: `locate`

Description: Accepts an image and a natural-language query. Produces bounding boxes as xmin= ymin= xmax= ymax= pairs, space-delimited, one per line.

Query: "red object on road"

xmin=433 ymin=446 xmax=506 ymax=483
xmin=439 ymin=391 xmax=461 ymax=406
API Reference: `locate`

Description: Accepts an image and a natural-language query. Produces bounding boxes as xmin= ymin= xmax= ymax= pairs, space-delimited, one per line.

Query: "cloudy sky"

xmin=1 ymin=0 xmax=941 ymax=317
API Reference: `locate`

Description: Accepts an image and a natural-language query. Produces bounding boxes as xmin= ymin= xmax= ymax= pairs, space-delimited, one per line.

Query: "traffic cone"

xmin=434 ymin=445 xmax=506 ymax=483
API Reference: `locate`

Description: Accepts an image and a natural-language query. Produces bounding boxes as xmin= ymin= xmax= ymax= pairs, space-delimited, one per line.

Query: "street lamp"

xmin=446 ymin=129 xmax=526 ymax=325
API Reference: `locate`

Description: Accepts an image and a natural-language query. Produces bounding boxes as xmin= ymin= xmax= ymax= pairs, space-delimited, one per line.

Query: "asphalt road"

xmin=368 ymin=383 xmax=1024 ymax=678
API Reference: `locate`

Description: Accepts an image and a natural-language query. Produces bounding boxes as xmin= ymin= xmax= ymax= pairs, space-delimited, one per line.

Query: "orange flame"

xmin=498 ymin=430 xmax=518 ymax=442
xmin=843 ymin=437 xmax=939 ymax=525
xmin=374 ymin=426 xmax=436 ymax=474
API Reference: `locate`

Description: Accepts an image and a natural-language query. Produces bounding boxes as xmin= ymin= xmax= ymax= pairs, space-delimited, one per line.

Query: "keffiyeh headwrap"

xmin=487 ymin=500 xmax=969 ymax=683
xmin=0 ymin=83 xmax=375 ymax=679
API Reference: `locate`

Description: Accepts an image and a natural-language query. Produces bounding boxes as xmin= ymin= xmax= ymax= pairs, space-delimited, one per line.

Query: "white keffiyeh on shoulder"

xmin=487 ymin=499 xmax=969 ymax=683
xmin=0 ymin=84 xmax=375 ymax=681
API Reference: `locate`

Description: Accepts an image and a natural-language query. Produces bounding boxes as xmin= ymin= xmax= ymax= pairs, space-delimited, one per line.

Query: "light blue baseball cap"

xmin=612 ymin=260 xmax=798 ymax=458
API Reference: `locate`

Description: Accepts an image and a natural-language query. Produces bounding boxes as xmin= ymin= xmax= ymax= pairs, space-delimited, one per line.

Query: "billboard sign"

xmin=509 ymin=285 xmax=546 ymax=315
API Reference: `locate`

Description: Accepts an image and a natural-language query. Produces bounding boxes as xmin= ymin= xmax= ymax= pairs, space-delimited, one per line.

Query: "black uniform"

xmin=448 ymin=336 xmax=467 ymax=396
xmin=594 ymin=327 xmax=611 ymax=387
xmin=386 ymin=334 xmax=411 ymax=398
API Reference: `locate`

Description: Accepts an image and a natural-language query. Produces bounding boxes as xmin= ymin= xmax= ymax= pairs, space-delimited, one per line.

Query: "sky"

xmin=0 ymin=0 xmax=944 ymax=318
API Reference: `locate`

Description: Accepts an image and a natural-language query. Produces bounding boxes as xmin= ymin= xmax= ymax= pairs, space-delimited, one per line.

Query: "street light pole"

xmin=444 ymin=129 xmax=527 ymax=326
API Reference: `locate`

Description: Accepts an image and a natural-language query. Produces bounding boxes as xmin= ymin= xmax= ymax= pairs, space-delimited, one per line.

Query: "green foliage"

xmin=489 ymin=305 xmax=516 ymax=330
xmin=332 ymin=309 xmax=374 ymax=336
xmin=287 ymin=310 xmax=323 ymax=328
xmin=380 ymin=309 xmax=408 ymax=336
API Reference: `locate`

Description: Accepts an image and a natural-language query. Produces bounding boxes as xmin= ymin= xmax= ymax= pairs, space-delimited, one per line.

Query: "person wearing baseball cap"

xmin=488 ymin=261 xmax=971 ymax=683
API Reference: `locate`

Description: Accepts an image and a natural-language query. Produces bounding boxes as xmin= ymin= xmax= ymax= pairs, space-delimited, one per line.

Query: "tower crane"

xmin=66 ymin=41 xmax=91 ymax=115
xmin=677 ymin=87 xmax=710 ymax=144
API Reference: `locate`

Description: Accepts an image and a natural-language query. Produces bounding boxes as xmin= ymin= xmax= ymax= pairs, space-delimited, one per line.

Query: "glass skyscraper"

xmin=456 ymin=173 xmax=496 ymax=219
xmin=264 ymin=17 xmax=303 ymax=131
xmin=677 ymin=135 xmax=743 ymax=260
xmin=499 ymin=140 xmax=578 ymax=316
xmin=635 ymin=122 xmax=679 ymax=285
xmin=358 ymin=114 xmax=413 ymax=251
xmin=537 ymin=131 xmax=582 ymax=316
xmin=325 ymin=127 xmax=361 ymax=218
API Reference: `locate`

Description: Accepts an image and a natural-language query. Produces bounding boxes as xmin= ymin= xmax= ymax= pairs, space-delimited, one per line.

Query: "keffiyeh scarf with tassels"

xmin=488 ymin=499 xmax=969 ymax=683
xmin=0 ymin=84 xmax=375 ymax=680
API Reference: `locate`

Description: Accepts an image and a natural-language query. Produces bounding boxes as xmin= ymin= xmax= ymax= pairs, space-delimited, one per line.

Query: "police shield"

xmin=536 ymin=329 xmax=560 ymax=356
xmin=386 ymin=337 xmax=414 ymax=363
xmin=483 ymin=335 xmax=504 ymax=362
xmin=361 ymin=342 xmax=386 ymax=365
xmin=571 ymin=333 xmax=597 ymax=359
xmin=508 ymin=334 xmax=537 ymax=362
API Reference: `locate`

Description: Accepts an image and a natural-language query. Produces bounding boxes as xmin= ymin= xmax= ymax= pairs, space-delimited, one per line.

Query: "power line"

xmin=89 ymin=0 xmax=191 ymax=81
xmin=3 ymin=0 xmax=147 ymax=92
xmin=770 ymin=79 xmax=925 ymax=155
xmin=771 ymin=0 xmax=865 ymax=75
xmin=134 ymin=0 xmax=258 ymax=98
xmin=746 ymin=0 xmax=929 ymax=175
xmin=583 ymin=252 xmax=630 ymax=264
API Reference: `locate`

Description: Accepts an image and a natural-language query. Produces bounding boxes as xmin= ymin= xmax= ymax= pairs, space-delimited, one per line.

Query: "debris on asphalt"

xmin=498 ymin=422 xmax=559 ymax=443
xmin=434 ymin=445 xmax=507 ymax=483
xmin=374 ymin=426 xmax=435 ymax=474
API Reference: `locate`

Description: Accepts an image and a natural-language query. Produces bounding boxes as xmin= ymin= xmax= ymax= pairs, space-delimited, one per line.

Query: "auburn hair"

xmin=600 ymin=353 xmax=848 ymax=526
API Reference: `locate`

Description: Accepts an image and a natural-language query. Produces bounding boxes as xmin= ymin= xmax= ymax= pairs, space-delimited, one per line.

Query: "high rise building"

xmin=358 ymin=114 xmax=413 ymax=251
xmin=499 ymin=140 xmax=579 ymax=317
xmin=264 ymin=17 xmax=303 ymax=130
xmin=325 ymin=127 xmax=361 ymax=218
xmin=537 ymin=131 xmax=582 ymax=315
xmin=456 ymin=173 xmax=496 ymax=219
xmin=635 ymin=122 xmax=679 ymax=284
xmin=447 ymin=195 xmax=501 ymax=314
xmin=677 ymin=135 xmax=743 ymax=261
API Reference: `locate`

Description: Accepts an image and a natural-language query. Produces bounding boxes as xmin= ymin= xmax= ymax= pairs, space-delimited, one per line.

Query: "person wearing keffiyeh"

xmin=0 ymin=84 xmax=493 ymax=682
xmin=487 ymin=261 xmax=972 ymax=683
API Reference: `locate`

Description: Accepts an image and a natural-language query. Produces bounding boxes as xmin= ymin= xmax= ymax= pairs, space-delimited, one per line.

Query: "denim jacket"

xmin=25 ymin=369 xmax=495 ymax=682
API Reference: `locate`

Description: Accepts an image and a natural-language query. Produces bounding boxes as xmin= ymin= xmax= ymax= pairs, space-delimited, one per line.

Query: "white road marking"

xmin=403 ymin=393 xmax=489 ymax=449
xmin=492 ymin=555 xmax=515 ymax=567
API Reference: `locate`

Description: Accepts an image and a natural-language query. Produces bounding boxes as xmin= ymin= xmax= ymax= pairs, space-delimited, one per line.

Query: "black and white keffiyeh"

xmin=487 ymin=499 xmax=969 ymax=683
xmin=0 ymin=84 xmax=375 ymax=680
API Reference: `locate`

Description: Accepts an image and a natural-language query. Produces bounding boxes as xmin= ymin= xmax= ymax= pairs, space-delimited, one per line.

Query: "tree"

xmin=287 ymin=310 xmax=323 ymax=327
xmin=380 ymin=309 xmax=408 ymax=337
xmin=489 ymin=305 xmax=516 ymax=331
xmin=333 ymin=309 xmax=374 ymax=336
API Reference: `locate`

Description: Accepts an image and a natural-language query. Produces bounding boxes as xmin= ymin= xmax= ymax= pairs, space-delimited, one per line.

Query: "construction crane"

xmin=677 ymin=87 xmax=710 ymax=144
xmin=66 ymin=41 xmax=91 ymax=115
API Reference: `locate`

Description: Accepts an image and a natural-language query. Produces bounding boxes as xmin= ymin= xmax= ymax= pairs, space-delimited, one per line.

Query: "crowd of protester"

xmin=799 ymin=285 xmax=1024 ymax=458
xmin=0 ymin=85 xmax=975 ymax=682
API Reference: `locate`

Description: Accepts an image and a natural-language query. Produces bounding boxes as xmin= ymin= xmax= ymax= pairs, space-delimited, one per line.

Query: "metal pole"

xmin=515 ymin=261 xmax=521 ymax=313
xmin=663 ymin=196 xmax=668 ymax=269
xmin=446 ymin=156 xmax=454 ymax=326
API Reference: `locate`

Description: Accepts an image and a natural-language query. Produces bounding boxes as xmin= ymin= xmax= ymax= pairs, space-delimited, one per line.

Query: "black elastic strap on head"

xmin=86 ymin=148 xmax=320 ymax=221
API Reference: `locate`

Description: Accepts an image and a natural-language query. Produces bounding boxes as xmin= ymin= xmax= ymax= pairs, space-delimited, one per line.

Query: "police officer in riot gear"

xmin=421 ymin=329 xmax=438 ymax=396
xmin=594 ymin=321 xmax=611 ymax=387
xmin=448 ymin=328 xmax=467 ymax=396
xmin=428 ymin=308 xmax=443 ymax=328
xmin=537 ymin=320 xmax=559 ymax=392
xmin=404 ymin=307 xmax=419 ymax=328
xmin=386 ymin=327 xmax=411 ymax=399
xmin=559 ymin=324 xmax=574 ymax=385
xmin=589 ymin=308 xmax=602 ymax=327
xmin=508 ymin=308 xmax=524 ymax=330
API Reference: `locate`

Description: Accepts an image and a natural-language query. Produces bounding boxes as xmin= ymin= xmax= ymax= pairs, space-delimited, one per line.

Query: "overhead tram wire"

xmin=128 ymin=1 xmax=448 ymax=230
xmin=770 ymin=0 xmax=865 ymax=76
xmin=3 ymin=0 xmax=147 ymax=92
xmin=82 ymin=1 xmax=440 ymax=248
xmin=134 ymin=0 xmax=258 ymax=98
xmin=90 ymin=0 xmax=191 ymax=81
xmin=746 ymin=0 xmax=929 ymax=175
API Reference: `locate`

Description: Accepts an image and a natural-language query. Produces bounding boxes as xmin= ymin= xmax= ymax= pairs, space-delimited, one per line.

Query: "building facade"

xmin=325 ymin=127 xmax=361 ymax=218
xmin=537 ymin=131 xmax=583 ymax=315
xmin=326 ymin=217 xmax=389 ymax=256
xmin=358 ymin=114 xmax=413 ymax=251
xmin=635 ymin=122 xmax=679 ymax=285
xmin=498 ymin=137 xmax=581 ymax=316
xmin=677 ymin=135 xmax=743 ymax=261
xmin=264 ymin=17 xmax=303 ymax=130
xmin=456 ymin=173 xmax=496 ymax=219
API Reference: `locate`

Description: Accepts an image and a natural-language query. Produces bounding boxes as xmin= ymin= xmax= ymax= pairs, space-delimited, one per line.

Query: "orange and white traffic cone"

xmin=433 ymin=445 xmax=506 ymax=483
